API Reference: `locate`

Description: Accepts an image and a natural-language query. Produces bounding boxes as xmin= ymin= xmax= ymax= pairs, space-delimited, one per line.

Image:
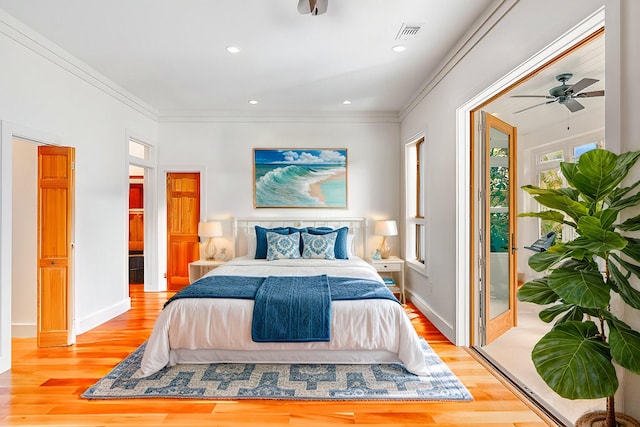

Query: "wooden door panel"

xmin=39 ymin=265 xmax=68 ymax=330
xmin=483 ymin=113 xmax=517 ymax=345
xmin=38 ymin=146 xmax=74 ymax=348
xmin=167 ymin=173 xmax=200 ymax=291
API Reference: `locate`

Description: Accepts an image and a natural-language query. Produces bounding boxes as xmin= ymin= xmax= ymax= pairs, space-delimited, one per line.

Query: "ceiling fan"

xmin=511 ymin=73 xmax=604 ymax=114
xmin=297 ymin=0 xmax=328 ymax=15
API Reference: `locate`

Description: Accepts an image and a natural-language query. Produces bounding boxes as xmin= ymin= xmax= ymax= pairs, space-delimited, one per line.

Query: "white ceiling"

xmin=0 ymin=0 xmax=499 ymax=116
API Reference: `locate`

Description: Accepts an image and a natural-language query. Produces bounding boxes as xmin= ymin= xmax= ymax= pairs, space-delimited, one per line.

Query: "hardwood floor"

xmin=0 ymin=285 xmax=553 ymax=426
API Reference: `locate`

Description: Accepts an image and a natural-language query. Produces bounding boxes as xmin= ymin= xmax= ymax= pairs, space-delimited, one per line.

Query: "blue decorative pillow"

xmin=301 ymin=232 xmax=337 ymax=259
xmin=307 ymin=226 xmax=349 ymax=259
xmin=255 ymin=226 xmax=289 ymax=259
xmin=266 ymin=231 xmax=301 ymax=260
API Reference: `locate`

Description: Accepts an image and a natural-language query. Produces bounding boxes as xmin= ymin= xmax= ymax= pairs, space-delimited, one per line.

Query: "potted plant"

xmin=517 ymin=148 xmax=640 ymax=427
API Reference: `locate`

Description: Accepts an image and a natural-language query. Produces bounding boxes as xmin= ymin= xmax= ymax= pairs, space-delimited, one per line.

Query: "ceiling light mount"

xmin=297 ymin=0 xmax=328 ymax=16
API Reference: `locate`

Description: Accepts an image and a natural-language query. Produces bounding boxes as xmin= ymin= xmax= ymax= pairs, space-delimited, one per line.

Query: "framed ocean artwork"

xmin=253 ymin=148 xmax=348 ymax=208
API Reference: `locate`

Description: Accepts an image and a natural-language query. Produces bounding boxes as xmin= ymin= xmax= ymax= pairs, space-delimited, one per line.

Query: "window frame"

xmin=404 ymin=136 xmax=427 ymax=275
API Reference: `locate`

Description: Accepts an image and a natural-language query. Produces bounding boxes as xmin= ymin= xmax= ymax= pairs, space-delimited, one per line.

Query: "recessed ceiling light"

xmin=248 ymin=100 xmax=258 ymax=105
xmin=226 ymin=46 xmax=240 ymax=54
xmin=392 ymin=45 xmax=407 ymax=53
xmin=342 ymin=100 xmax=352 ymax=105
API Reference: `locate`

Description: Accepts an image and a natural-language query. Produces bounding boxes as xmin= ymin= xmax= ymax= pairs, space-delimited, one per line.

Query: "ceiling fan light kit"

xmin=511 ymin=72 xmax=605 ymax=114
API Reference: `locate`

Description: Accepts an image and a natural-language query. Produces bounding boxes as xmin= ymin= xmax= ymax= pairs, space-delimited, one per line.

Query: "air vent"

xmin=395 ymin=23 xmax=423 ymax=40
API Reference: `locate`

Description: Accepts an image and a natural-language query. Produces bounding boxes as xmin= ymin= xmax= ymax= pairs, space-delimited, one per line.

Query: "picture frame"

xmin=253 ymin=148 xmax=348 ymax=208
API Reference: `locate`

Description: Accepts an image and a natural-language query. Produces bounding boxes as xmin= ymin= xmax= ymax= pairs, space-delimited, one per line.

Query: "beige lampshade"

xmin=198 ymin=221 xmax=223 ymax=260
xmin=198 ymin=221 xmax=223 ymax=238
xmin=374 ymin=220 xmax=398 ymax=236
xmin=374 ymin=220 xmax=397 ymax=259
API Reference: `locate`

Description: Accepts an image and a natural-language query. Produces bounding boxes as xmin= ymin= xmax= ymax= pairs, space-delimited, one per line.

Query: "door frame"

xmin=454 ymin=8 xmax=611 ymax=346
xmin=0 ymin=121 xmax=71 ymax=371
xmin=126 ymin=132 xmax=158 ymax=292
xmin=157 ymin=165 xmax=207 ymax=291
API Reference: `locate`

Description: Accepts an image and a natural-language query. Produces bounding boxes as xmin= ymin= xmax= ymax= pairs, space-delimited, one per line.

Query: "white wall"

xmin=11 ymin=139 xmax=37 ymax=337
xmin=400 ymin=0 xmax=639 ymax=419
xmin=156 ymin=119 xmax=402 ymax=287
xmin=0 ymin=10 xmax=158 ymax=371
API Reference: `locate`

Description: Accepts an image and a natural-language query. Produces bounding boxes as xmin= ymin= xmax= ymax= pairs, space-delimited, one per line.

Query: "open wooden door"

xmin=166 ymin=172 xmax=200 ymax=291
xmin=482 ymin=112 xmax=518 ymax=345
xmin=37 ymin=146 xmax=74 ymax=347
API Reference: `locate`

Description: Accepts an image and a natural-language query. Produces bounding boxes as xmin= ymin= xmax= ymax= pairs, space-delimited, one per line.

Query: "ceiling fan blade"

xmin=563 ymin=98 xmax=585 ymax=112
xmin=510 ymin=95 xmax=555 ymax=99
xmin=513 ymin=99 xmax=557 ymax=114
xmin=575 ymin=90 xmax=605 ymax=98
xmin=564 ymin=78 xmax=598 ymax=95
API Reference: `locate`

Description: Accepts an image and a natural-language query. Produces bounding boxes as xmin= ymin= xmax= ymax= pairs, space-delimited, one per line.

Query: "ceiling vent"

xmin=395 ymin=23 xmax=423 ymax=40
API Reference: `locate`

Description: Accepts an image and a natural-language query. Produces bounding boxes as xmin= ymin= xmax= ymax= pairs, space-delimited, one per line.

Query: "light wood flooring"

xmin=0 ymin=285 xmax=553 ymax=426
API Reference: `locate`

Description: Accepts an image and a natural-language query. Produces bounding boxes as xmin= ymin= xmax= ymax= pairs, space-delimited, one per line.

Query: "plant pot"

xmin=575 ymin=411 xmax=640 ymax=427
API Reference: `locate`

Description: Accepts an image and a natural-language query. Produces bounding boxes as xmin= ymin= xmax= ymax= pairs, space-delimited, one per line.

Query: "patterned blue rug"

xmin=82 ymin=340 xmax=472 ymax=401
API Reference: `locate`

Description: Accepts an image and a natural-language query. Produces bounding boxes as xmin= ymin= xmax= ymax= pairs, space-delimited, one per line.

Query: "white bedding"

xmin=138 ymin=256 xmax=429 ymax=376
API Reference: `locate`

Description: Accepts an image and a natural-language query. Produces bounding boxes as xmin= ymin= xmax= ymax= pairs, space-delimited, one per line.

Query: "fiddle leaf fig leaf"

xmin=528 ymin=251 xmax=566 ymax=272
xmin=622 ymin=238 xmax=640 ymax=263
xmin=533 ymin=194 xmax=588 ymax=223
xmin=617 ymin=214 xmax=640 ymax=231
xmin=608 ymin=256 xmax=640 ymax=310
xmin=548 ymin=268 xmax=610 ymax=308
xmin=517 ymin=278 xmax=559 ymax=305
xmin=607 ymin=317 xmax=640 ymax=375
xmin=518 ymin=210 xmax=568 ymax=225
xmin=532 ymin=321 xmax=617 ymax=399
xmin=574 ymin=216 xmax=628 ymax=253
xmin=568 ymin=149 xmax=640 ymax=202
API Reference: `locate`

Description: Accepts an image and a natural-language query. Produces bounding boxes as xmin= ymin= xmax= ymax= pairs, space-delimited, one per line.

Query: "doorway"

xmin=166 ymin=172 xmax=200 ymax=291
xmin=8 ymin=135 xmax=74 ymax=348
xmin=466 ymin=24 xmax=605 ymax=426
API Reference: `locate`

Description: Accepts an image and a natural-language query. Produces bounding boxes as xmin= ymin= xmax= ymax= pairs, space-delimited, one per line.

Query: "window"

xmin=129 ymin=139 xmax=148 ymax=160
xmin=405 ymin=137 xmax=426 ymax=266
xmin=533 ymin=139 xmax=604 ymax=241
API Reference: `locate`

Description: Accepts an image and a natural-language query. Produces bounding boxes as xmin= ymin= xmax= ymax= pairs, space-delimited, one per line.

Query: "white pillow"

xmin=346 ymin=234 xmax=356 ymax=258
xmin=301 ymin=232 xmax=337 ymax=260
xmin=266 ymin=231 xmax=301 ymax=260
xmin=246 ymin=234 xmax=257 ymax=258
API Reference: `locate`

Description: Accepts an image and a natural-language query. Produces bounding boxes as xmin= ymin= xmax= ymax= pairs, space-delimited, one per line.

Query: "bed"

xmin=138 ymin=218 xmax=429 ymax=377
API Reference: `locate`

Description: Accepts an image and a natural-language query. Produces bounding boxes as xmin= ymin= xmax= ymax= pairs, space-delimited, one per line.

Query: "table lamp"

xmin=198 ymin=221 xmax=223 ymax=260
xmin=374 ymin=220 xmax=397 ymax=259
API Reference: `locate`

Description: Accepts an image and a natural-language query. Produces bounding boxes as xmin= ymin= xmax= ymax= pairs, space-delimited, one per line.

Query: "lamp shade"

xmin=198 ymin=221 xmax=223 ymax=238
xmin=374 ymin=220 xmax=398 ymax=236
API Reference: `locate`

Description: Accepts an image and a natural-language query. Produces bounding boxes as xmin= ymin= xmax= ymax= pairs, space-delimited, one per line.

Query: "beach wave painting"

xmin=254 ymin=149 xmax=347 ymax=208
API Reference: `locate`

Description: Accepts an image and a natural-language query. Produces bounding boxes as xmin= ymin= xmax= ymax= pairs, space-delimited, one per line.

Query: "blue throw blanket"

xmin=252 ymin=275 xmax=331 ymax=342
xmin=164 ymin=274 xmax=399 ymax=342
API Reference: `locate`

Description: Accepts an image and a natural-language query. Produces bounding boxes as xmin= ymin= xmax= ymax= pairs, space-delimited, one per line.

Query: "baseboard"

xmin=407 ymin=290 xmax=456 ymax=343
xmin=75 ymin=297 xmax=131 ymax=335
xmin=11 ymin=323 xmax=36 ymax=338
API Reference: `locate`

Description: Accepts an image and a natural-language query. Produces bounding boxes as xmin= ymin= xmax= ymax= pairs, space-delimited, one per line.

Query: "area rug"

xmin=82 ymin=340 xmax=472 ymax=401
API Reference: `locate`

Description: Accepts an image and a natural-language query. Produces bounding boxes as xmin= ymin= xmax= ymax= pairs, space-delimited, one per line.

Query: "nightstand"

xmin=369 ymin=256 xmax=405 ymax=303
xmin=188 ymin=259 xmax=227 ymax=283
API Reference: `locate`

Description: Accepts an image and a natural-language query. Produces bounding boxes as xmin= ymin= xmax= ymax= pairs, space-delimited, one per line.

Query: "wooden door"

xmin=166 ymin=172 xmax=200 ymax=291
xmin=482 ymin=112 xmax=518 ymax=344
xmin=37 ymin=146 xmax=74 ymax=347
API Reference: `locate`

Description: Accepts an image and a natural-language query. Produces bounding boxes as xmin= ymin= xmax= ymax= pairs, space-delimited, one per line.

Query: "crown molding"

xmin=158 ymin=110 xmax=400 ymax=124
xmin=0 ymin=9 xmax=158 ymax=121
